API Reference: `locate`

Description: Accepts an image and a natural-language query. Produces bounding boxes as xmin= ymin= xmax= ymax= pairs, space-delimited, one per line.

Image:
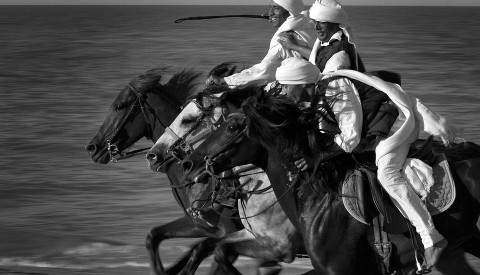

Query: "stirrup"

xmin=414 ymin=250 xmax=431 ymax=274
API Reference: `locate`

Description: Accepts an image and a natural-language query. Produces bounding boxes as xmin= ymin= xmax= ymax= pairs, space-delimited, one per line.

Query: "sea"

xmin=0 ymin=4 xmax=479 ymax=275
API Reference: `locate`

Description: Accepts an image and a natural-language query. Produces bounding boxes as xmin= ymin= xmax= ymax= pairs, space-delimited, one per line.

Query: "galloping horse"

xmin=146 ymin=88 xmax=305 ymax=275
xmin=85 ymin=67 xmax=247 ymax=275
xmin=182 ymin=89 xmax=480 ymax=275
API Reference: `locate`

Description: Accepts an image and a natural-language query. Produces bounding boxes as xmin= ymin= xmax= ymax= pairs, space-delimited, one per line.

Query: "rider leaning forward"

xmin=206 ymin=0 xmax=317 ymax=88
xmin=276 ymin=52 xmax=454 ymax=270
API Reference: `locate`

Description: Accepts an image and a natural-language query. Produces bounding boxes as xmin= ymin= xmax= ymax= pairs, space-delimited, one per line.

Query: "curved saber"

xmin=175 ymin=14 xmax=269 ymax=23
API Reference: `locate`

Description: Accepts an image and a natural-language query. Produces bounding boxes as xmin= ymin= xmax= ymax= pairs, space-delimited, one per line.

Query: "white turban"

xmin=273 ymin=0 xmax=305 ymax=16
xmin=309 ymin=0 xmax=348 ymax=25
xmin=308 ymin=0 xmax=355 ymax=48
xmin=276 ymin=57 xmax=321 ymax=84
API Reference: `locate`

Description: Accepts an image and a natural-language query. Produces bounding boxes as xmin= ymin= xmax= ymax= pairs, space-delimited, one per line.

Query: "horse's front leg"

xmin=146 ymin=216 xmax=218 ymax=275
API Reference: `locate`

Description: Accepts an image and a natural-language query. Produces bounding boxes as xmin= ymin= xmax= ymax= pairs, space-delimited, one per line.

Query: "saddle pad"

xmin=425 ymin=154 xmax=456 ymax=215
xmin=343 ymin=154 xmax=455 ymax=225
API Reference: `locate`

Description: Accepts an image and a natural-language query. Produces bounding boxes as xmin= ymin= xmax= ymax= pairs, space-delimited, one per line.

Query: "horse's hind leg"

xmin=146 ymin=216 xmax=216 ymax=275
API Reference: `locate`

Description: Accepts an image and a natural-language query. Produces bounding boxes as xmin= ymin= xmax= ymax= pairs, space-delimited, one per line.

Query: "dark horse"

xmin=182 ymin=89 xmax=480 ymax=275
xmin=85 ymin=67 xmax=248 ymax=275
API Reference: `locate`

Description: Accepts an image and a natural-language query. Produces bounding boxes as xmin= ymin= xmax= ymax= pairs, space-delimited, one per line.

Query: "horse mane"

xmin=161 ymin=68 xmax=202 ymax=105
xmin=243 ymin=89 xmax=333 ymax=158
xmin=129 ymin=66 xmax=202 ymax=106
xmin=219 ymin=85 xmax=263 ymax=110
xmin=242 ymin=90 xmax=352 ymax=197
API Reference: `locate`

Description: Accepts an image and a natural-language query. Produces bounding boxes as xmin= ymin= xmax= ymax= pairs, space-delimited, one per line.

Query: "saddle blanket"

xmin=343 ymin=154 xmax=455 ymax=225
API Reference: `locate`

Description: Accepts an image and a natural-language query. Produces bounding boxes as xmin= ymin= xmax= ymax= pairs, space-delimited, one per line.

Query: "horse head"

xmin=144 ymin=90 xmax=240 ymax=227
xmin=145 ymin=92 xmax=226 ymax=172
xmin=85 ymin=67 xmax=200 ymax=164
xmin=145 ymin=63 xmax=243 ymax=172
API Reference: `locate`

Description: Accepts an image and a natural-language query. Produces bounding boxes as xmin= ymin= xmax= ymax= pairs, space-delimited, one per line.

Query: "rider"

xmin=275 ymin=56 xmax=452 ymax=270
xmin=278 ymin=0 xmax=365 ymax=74
xmin=206 ymin=0 xmax=317 ymax=88
xmin=275 ymin=56 xmax=362 ymax=169
xmin=274 ymin=56 xmax=320 ymax=105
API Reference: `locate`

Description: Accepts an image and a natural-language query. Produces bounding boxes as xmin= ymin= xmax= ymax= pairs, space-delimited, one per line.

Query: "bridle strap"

xmin=204 ymin=127 xmax=247 ymax=165
xmin=107 ymin=83 xmax=170 ymax=162
xmin=165 ymin=126 xmax=181 ymax=141
xmin=192 ymin=166 xmax=301 ymax=221
xmin=165 ymin=98 xmax=223 ymax=161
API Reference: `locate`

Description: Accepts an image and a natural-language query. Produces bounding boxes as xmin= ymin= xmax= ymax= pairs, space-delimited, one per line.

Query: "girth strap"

xmin=373 ymin=214 xmax=392 ymax=275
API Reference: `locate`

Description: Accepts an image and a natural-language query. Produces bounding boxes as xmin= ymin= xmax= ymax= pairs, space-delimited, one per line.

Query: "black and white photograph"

xmin=1 ymin=0 xmax=480 ymax=274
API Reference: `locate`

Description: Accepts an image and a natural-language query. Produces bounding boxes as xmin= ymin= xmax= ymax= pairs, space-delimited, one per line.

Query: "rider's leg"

xmin=376 ymin=140 xmax=447 ymax=268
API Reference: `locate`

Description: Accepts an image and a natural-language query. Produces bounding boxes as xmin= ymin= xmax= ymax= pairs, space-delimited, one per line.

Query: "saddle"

xmin=342 ymin=137 xmax=456 ymax=234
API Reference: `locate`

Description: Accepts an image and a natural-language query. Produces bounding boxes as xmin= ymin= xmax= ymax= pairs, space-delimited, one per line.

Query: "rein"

xmin=191 ymin=115 xmax=303 ymax=221
xmin=192 ymin=165 xmax=301 ymax=221
xmin=157 ymin=98 xmax=225 ymax=175
xmin=107 ymin=83 xmax=169 ymax=162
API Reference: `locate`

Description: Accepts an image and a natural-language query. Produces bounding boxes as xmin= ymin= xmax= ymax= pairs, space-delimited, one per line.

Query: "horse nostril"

xmin=85 ymin=143 xmax=97 ymax=153
xmin=182 ymin=160 xmax=193 ymax=174
xmin=146 ymin=152 xmax=157 ymax=164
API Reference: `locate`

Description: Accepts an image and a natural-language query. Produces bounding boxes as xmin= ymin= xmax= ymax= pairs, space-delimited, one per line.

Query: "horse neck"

xmin=260 ymin=147 xmax=304 ymax=229
xmin=262 ymin=145 xmax=351 ymax=227
xmin=149 ymin=92 xmax=183 ymax=142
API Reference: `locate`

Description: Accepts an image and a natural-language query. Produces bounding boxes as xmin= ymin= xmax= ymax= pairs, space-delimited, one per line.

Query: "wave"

xmin=62 ymin=242 xmax=135 ymax=256
xmin=0 ymin=256 xmax=149 ymax=270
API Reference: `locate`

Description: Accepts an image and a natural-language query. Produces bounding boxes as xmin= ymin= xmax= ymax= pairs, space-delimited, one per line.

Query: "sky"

xmin=1 ymin=0 xmax=480 ymax=6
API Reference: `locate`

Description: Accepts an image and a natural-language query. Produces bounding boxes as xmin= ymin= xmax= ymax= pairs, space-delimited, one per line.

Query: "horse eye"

xmin=227 ymin=124 xmax=237 ymax=132
xmin=114 ymin=104 xmax=124 ymax=111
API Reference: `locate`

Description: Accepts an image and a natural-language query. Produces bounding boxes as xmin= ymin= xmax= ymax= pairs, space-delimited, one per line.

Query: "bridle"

xmin=158 ymin=95 xmax=226 ymax=225
xmin=189 ymin=113 xmax=303 ymax=221
xmin=158 ymin=95 xmax=225 ymax=175
xmin=106 ymin=82 xmax=169 ymax=162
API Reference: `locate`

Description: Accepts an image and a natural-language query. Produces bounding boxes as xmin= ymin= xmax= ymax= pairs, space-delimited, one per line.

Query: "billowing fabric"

xmin=276 ymin=57 xmax=320 ymax=84
xmin=273 ymin=0 xmax=305 ymax=16
xmin=325 ymin=69 xmax=457 ymax=164
xmin=324 ymin=69 xmax=454 ymax=249
xmin=224 ymin=12 xmax=317 ymax=88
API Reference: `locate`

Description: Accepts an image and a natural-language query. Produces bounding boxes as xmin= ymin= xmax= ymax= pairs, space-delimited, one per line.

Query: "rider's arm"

xmin=223 ymin=42 xmax=290 ymax=88
xmin=277 ymin=32 xmax=312 ymax=60
xmin=325 ymin=77 xmax=363 ymax=153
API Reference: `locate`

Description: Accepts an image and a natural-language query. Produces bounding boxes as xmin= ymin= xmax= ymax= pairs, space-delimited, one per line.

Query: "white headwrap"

xmin=273 ymin=0 xmax=305 ymax=16
xmin=308 ymin=0 xmax=356 ymax=65
xmin=309 ymin=0 xmax=348 ymax=25
xmin=276 ymin=57 xmax=321 ymax=84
